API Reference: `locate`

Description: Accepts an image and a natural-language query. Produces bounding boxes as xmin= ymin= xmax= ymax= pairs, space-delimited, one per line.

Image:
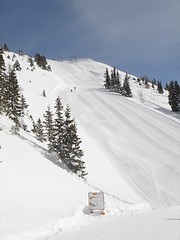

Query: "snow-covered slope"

xmin=0 ymin=52 xmax=180 ymax=239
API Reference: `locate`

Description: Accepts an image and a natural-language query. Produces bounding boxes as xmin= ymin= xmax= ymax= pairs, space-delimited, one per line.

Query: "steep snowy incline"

xmin=1 ymin=53 xmax=180 ymax=239
xmin=50 ymin=59 xmax=180 ymax=207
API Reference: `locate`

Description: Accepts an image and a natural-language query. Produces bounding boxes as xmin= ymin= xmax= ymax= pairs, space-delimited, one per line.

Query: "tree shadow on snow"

xmin=19 ymin=134 xmax=69 ymax=172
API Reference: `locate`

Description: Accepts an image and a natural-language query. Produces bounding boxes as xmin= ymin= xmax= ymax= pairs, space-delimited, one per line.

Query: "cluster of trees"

xmin=32 ymin=97 xmax=87 ymax=178
xmin=34 ymin=53 xmax=51 ymax=71
xmin=0 ymin=53 xmax=28 ymax=132
xmin=167 ymin=81 xmax=180 ymax=112
xmin=0 ymin=46 xmax=87 ymax=178
xmin=104 ymin=67 xmax=132 ymax=97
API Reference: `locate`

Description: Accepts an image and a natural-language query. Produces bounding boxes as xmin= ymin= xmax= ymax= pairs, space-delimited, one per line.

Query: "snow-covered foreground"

xmin=0 ymin=53 xmax=180 ymax=239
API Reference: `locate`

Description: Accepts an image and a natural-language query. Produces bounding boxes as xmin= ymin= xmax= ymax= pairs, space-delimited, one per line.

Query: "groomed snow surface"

xmin=0 ymin=53 xmax=180 ymax=239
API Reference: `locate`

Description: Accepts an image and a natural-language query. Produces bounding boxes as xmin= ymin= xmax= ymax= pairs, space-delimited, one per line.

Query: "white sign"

xmin=88 ymin=192 xmax=104 ymax=211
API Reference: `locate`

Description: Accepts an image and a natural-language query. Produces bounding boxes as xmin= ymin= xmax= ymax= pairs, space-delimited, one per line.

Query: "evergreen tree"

xmin=122 ymin=74 xmax=132 ymax=97
xmin=0 ymin=54 xmax=7 ymax=114
xmin=42 ymin=89 xmax=46 ymax=97
xmin=115 ymin=70 xmax=122 ymax=93
xmin=35 ymin=118 xmax=46 ymax=142
xmin=34 ymin=53 xmax=49 ymax=70
xmin=3 ymin=44 xmax=10 ymax=52
xmin=43 ymin=105 xmax=55 ymax=152
xmin=28 ymin=56 xmax=34 ymax=69
xmin=168 ymin=81 xmax=180 ymax=112
xmin=13 ymin=60 xmax=22 ymax=71
xmin=63 ymin=105 xmax=86 ymax=177
xmin=53 ymin=97 xmax=65 ymax=159
xmin=20 ymin=94 xmax=28 ymax=117
xmin=5 ymin=69 xmax=22 ymax=125
xmin=104 ymin=68 xmax=111 ymax=89
xmin=157 ymin=81 xmax=164 ymax=94
xmin=165 ymin=83 xmax=169 ymax=91
xmin=110 ymin=67 xmax=116 ymax=88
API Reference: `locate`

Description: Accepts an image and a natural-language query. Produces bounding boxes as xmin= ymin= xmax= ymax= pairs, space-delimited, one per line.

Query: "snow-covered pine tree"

xmin=63 ymin=105 xmax=86 ymax=178
xmin=13 ymin=60 xmax=22 ymax=71
xmin=53 ymin=96 xmax=65 ymax=159
xmin=43 ymin=105 xmax=55 ymax=152
xmin=28 ymin=56 xmax=34 ymax=69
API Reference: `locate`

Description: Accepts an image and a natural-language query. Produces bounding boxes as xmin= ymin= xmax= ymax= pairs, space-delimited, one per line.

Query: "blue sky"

xmin=0 ymin=0 xmax=179 ymax=85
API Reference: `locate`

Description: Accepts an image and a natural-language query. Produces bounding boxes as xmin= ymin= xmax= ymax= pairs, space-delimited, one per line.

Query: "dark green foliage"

xmin=104 ymin=68 xmax=111 ymax=89
xmin=43 ymin=105 xmax=56 ymax=152
xmin=157 ymin=81 xmax=164 ymax=94
xmin=165 ymin=83 xmax=169 ymax=91
xmin=41 ymin=101 xmax=87 ymax=178
xmin=5 ymin=69 xmax=22 ymax=125
xmin=13 ymin=60 xmax=22 ymax=71
xmin=28 ymin=56 xmax=34 ymax=67
xmin=20 ymin=94 xmax=28 ymax=117
xmin=34 ymin=53 xmax=50 ymax=70
xmin=63 ymin=105 xmax=86 ymax=178
xmin=122 ymin=74 xmax=133 ymax=97
xmin=168 ymin=81 xmax=180 ymax=112
xmin=53 ymin=97 xmax=65 ymax=159
xmin=35 ymin=118 xmax=46 ymax=142
xmin=104 ymin=68 xmax=132 ymax=97
xmin=2 ymin=44 xmax=10 ymax=52
xmin=0 ymin=54 xmax=7 ymax=114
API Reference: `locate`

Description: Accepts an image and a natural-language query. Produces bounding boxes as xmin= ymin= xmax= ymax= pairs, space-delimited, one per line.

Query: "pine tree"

xmin=168 ymin=81 xmax=180 ymax=112
xmin=157 ymin=81 xmax=164 ymax=94
xmin=104 ymin=68 xmax=111 ymax=89
xmin=122 ymin=74 xmax=132 ymax=97
xmin=110 ymin=67 xmax=116 ymax=89
xmin=20 ymin=94 xmax=28 ymax=117
xmin=53 ymin=97 xmax=65 ymax=159
xmin=43 ymin=105 xmax=55 ymax=152
xmin=3 ymin=44 xmax=10 ymax=52
xmin=35 ymin=118 xmax=46 ymax=142
xmin=5 ymin=69 xmax=22 ymax=125
xmin=28 ymin=56 xmax=34 ymax=69
xmin=115 ymin=70 xmax=122 ymax=93
xmin=69 ymin=121 xmax=86 ymax=178
xmin=63 ymin=105 xmax=86 ymax=178
xmin=0 ymin=54 xmax=7 ymax=114
xmin=13 ymin=60 xmax=22 ymax=71
xmin=34 ymin=53 xmax=49 ymax=70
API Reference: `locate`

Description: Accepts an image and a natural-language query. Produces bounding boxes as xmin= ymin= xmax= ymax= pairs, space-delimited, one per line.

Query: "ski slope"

xmin=0 ymin=52 xmax=180 ymax=239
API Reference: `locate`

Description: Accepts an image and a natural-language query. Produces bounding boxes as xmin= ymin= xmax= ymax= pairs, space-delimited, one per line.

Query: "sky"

xmin=0 ymin=0 xmax=180 ymax=85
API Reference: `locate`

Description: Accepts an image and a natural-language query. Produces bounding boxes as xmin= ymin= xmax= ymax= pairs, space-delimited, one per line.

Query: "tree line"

xmin=104 ymin=67 xmax=180 ymax=112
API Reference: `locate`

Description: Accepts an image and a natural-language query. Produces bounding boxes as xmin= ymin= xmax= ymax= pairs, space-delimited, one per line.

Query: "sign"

xmin=88 ymin=192 xmax=104 ymax=211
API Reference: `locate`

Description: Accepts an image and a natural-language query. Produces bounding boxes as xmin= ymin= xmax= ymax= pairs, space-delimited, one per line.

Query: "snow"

xmin=0 ymin=52 xmax=180 ymax=239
